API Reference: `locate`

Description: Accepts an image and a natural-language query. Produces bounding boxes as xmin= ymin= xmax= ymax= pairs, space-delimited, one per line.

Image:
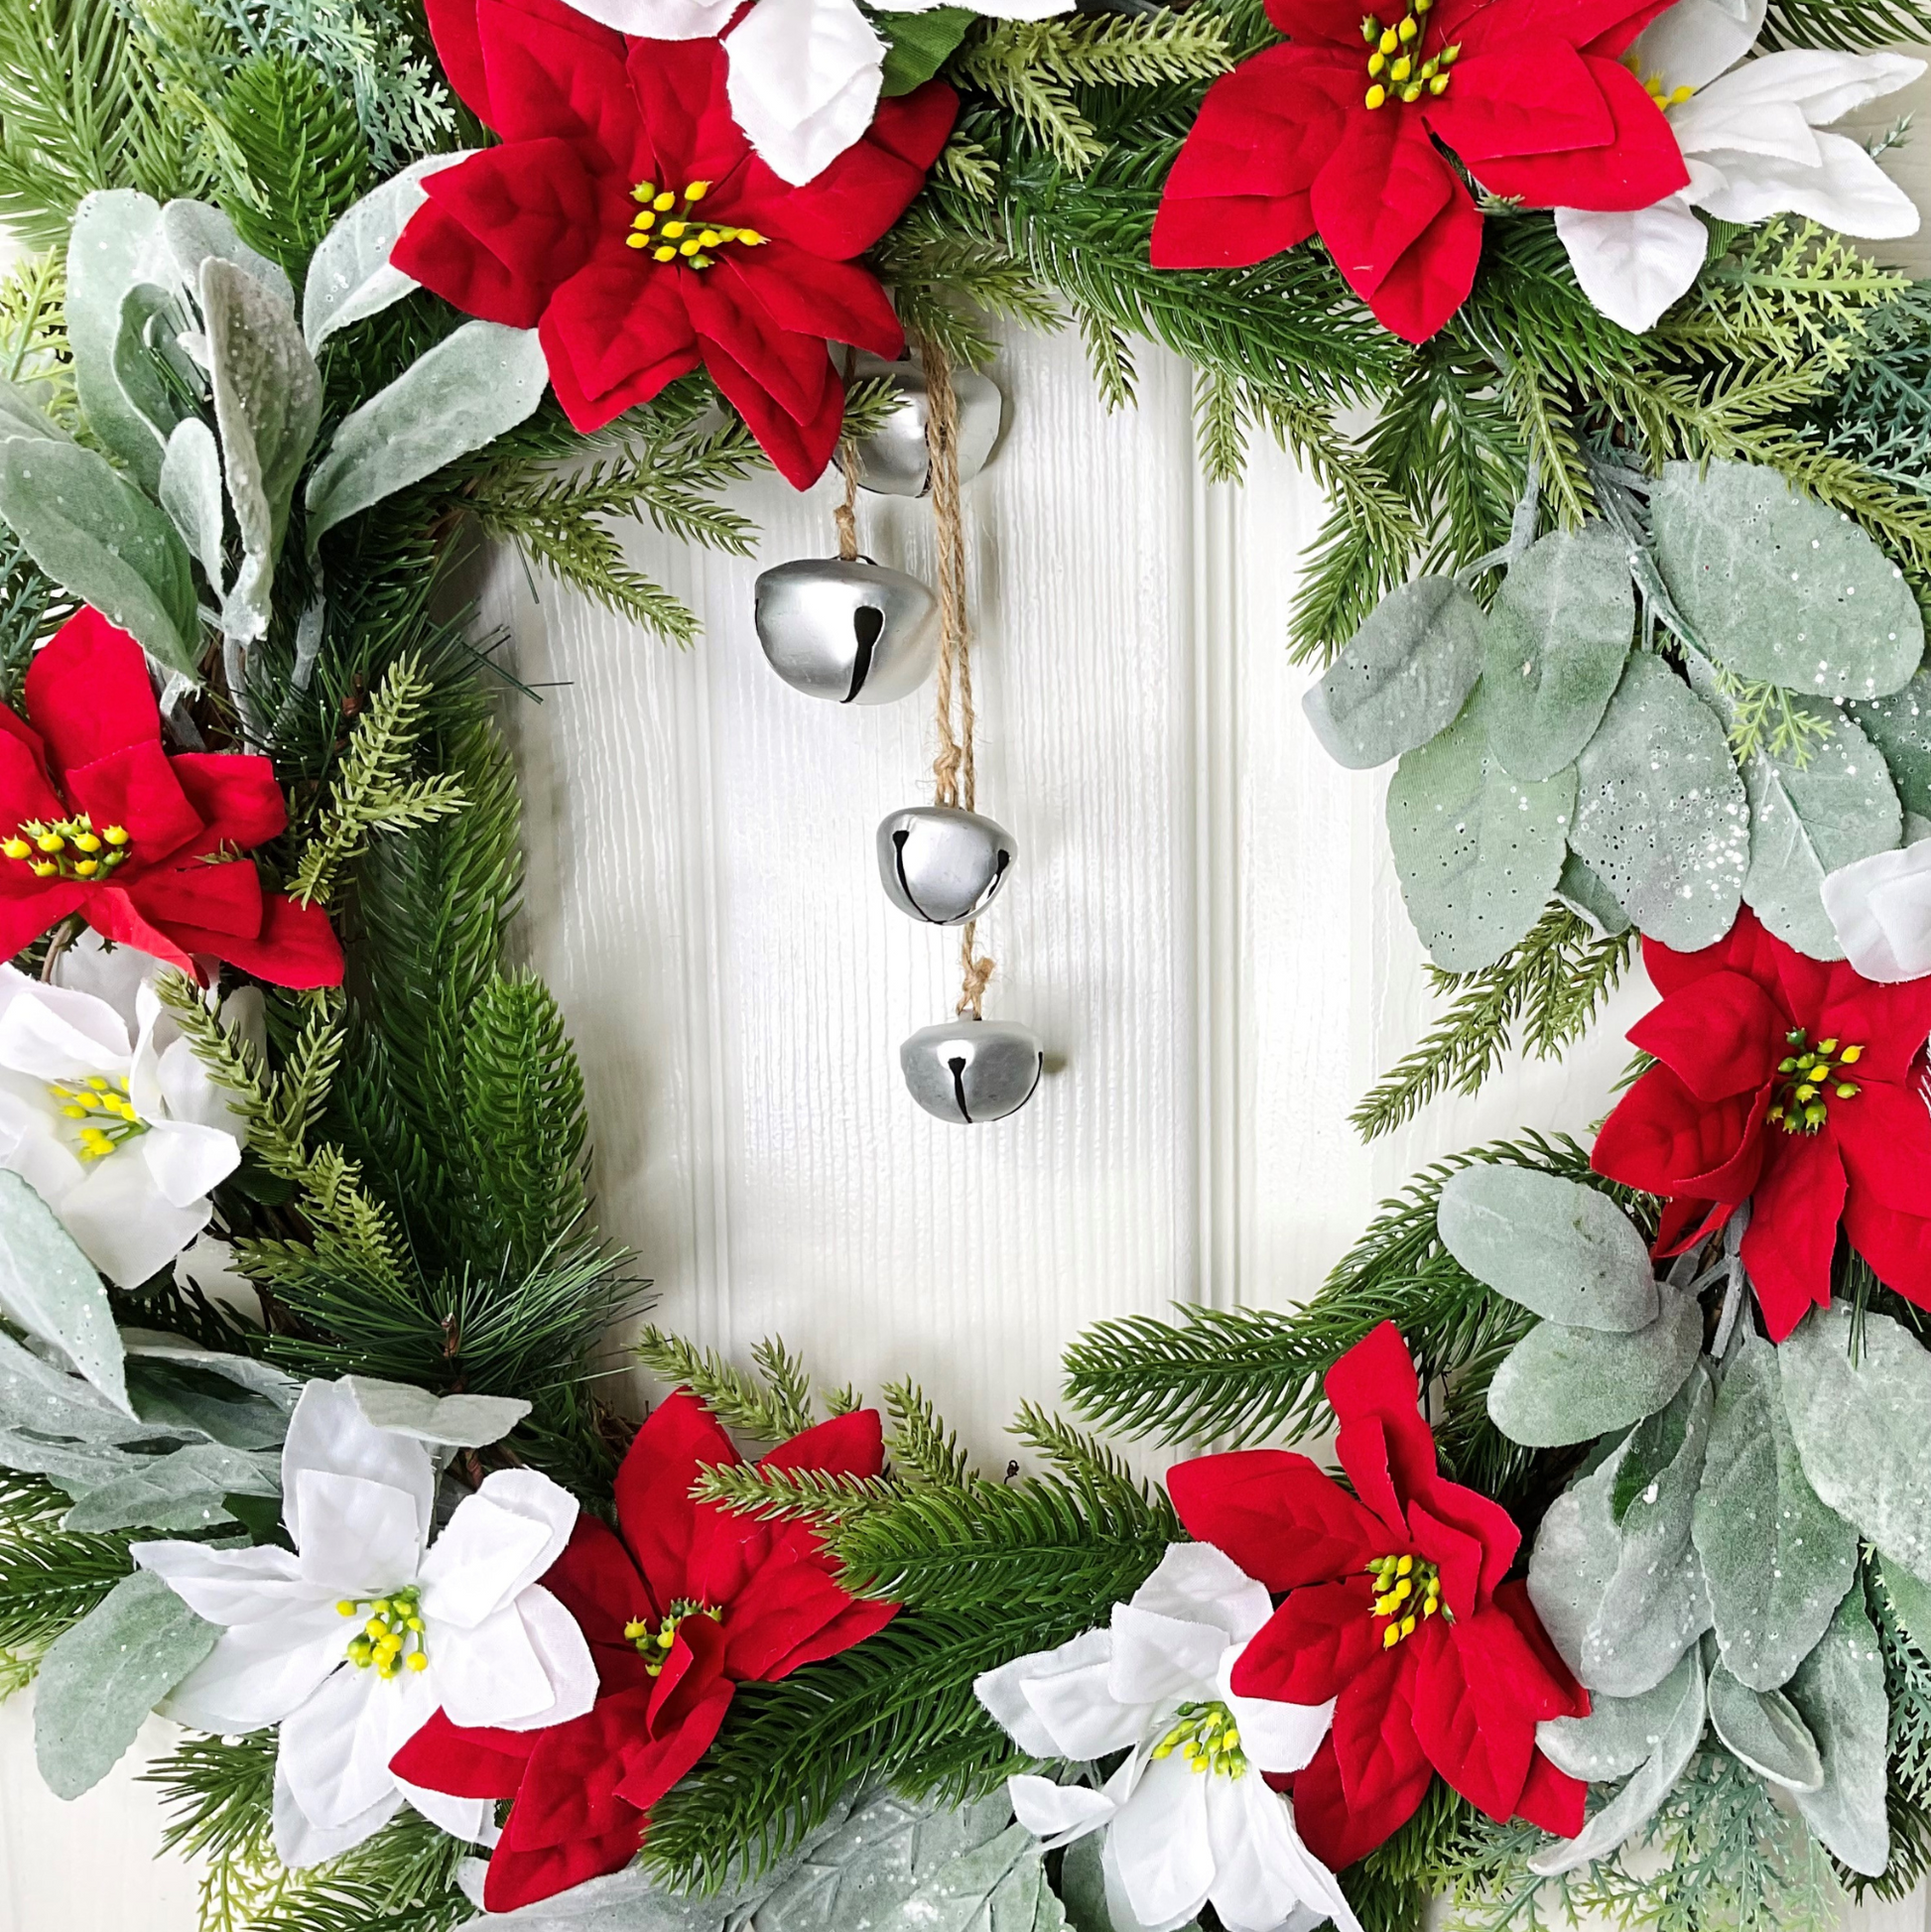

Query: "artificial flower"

xmin=0 ymin=608 xmax=341 ymax=988
xmin=396 ymin=0 xmax=954 ymax=484
xmin=1822 ymin=837 xmax=1931 ymax=981
xmin=134 ymin=1378 xmax=595 ymax=1868
xmin=528 ymin=0 xmax=1063 ymax=189
xmin=390 ymin=1389 xmax=897 ymax=1911
xmin=1170 ymin=1323 xmax=1589 ymax=1869
xmin=1149 ymin=0 xmax=1688 ymax=341
xmin=1553 ymin=0 xmax=1921 ymax=331
xmin=1592 ymin=907 xmax=1931 ymax=1340
xmin=975 ymin=1541 xmax=1356 ymax=1932
xmin=0 ymin=947 xmax=251 ymax=1285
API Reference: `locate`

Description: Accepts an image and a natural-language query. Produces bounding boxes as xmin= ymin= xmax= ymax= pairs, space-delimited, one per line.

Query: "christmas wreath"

xmin=4 ymin=0 xmax=1931 ymax=1927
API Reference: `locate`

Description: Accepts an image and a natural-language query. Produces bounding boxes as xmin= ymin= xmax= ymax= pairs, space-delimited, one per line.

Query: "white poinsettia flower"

xmin=1554 ymin=0 xmax=1922 ymax=333
xmin=557 ymin=0 xmax=1070 ymax=186
xmin=0 ymin=949 xmax=253 ymax=1286
xmin=133 ymin=1378 xmax=596 ymax=1868
xmin=1822 ymin=836 xmax=1931 ymax=979
xmin=974 ymin=1542 xmax=1353 ymax=1932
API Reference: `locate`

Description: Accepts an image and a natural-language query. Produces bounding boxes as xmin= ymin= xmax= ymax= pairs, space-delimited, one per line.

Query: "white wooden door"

xmin=9 ymin=82 xmax=1931 ymax=1919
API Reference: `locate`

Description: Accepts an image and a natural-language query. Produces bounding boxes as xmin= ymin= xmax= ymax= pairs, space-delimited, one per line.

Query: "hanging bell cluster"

xmin=841 ymin=351 xmax=1002 ymax=498
xmin=898 ymin=1017 xmax=1044 ymax=1125
xmin=753 ymin=558 xmax=937 ymax=705
xmin=877 ymin=806 xmax=1014 ymax=927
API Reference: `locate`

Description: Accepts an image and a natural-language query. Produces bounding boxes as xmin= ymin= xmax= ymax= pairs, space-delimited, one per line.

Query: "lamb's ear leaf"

xmin=1785 ymin=1589 xmax=1892 ymax=1876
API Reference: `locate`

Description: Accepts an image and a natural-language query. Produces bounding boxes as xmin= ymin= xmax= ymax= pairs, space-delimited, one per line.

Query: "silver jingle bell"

xmin=846 ymin=352 xmax=1002 ymax=497
xmin=899 ymin=1017 xmax=1043 ymax=1125
xmin=753 ymin=557 xmax=939 ymax=705
xmin=877 ymin=806 xmax=1015 ymax=926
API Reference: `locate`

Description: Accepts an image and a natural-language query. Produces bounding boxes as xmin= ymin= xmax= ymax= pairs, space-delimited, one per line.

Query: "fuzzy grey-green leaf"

xmin=344 ymin=1376 xmax=528 ymax=1448
xmin=60 ymin=1441 xmax=277 ymax=1532
xmin=1707 ymin=1660 xmax=1824 ymax=1791
xmin=1385 ymin=694 xmax=1576 ymax=971
xmin=1488 ymin=1288 xmax=1702 ymax=1447
xmin=34 ymin=1571 xmax=215 ymax=1799
xmin=1853 ymin=669 xmax=1931 ymax=819
xmin=0 ymin=1170 xmax=128 ymax=1413
xmin=1482 ymin=524 xmax=1632 ymax=781
xmin=1785 ymin=1589 xmax=1891 ymax=1875
xmin=65 ymin=190 xmax=171 ymax=489
xmin=1570 ymin=651 xmax=1748 ymax=951
xmin=1556 ymin=850 xmax=1631 ymax=936
xmin=1878 ymin=1553 xmax=1931 ymax=1657
xmin=1652 ymin=458 xmax=1921 ymax=701
xmin=1538 ymin=1652 xmax=1704 ymax=1779
xmin=1303 ymin=577 xmax=1483 ymax=770
xmin=159 ymin=418 xmax=224 ymax=595
xmin=1692 ymin=1330 xmax=1858 ymax=1690
xmin=1437 ymin=1164 xmax=1657 ymax=1330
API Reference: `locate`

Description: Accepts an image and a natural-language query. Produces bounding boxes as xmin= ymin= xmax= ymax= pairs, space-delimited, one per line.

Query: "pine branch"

xmin=633 ymin=1330 xmax=821 ymax=1442
xmin=884 ymin=1378 xmax=974 ymax=1488
xmin=872 ymin=211 xmax=1060 ymax=370
xmin=0 ymin=1473 xmax=133 ymax=1689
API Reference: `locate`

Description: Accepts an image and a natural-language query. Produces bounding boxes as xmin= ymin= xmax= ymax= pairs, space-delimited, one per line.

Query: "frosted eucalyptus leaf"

xmin=1529 ymin=1645 xmax=1706 ymax=1876
xmin=34 ymin=1570 xmax=215 ymax=1799
xmin=60 ymin=1441 xmax=278 ymax=1531
xmin=121 ymin=1332 xmax=301 ymax=1412
xmin=306 ymin=321 xmax=549 ymax=551
xmin=66 ymin=190 xmax=172 ymax=488
xmin=1853 ymin=669 xmax=1931 ymax=819
xmin=1570 ymin=652 xmax=1748 ymax=951
xmin=159 ymin=418 xmax=225 ymax=595
xmin=344 ymin=1376 xmax=529 ymax=1448
xmin=202 ymin=257 xmax=321 ymax=642
xmin=1527 ymin=1457 xmax=1620 ymax=1678
xmin=1487 ymin=1288 xmax=1702 ymax=1447
xmin=1385 ymin=694 xmax=1576 ymax=970
xmin=856 ymin=1824 xmax=1065 ymax=1932
xmin=1707 ymin=1661 xmax=1824 ymax=1791
xmin=159 ymin=199 xmax=293 ymax=310
xmin=1877 ymin=1554 xmax=1931 ymax=1656
xmin=0 ymin=1169 xmax=128 ymax=1412
xmin=1481 ymin=525 xmax=1633 ymax=781
xmin=0 ymin=1334 xmax=164 ymax=1447
xmin=1437 ymin=1164 xmax=1657 ymax=1330
xmin=1556 ymin=850 xmax=1631 ymax=937
xmin=1780 ymin=1304 xmax=1931 ymax=1586
xmin=1652 ymin=458 xmax=1920 ymax=701
xmin=1303 ymin=577 xmax=1483 ymax=770
xmin=1538 ymin=1653 xmax=1705 ymax=1779
xmin=1785 ymin=1590 xmax=1891 ymax=1875
xmin=303 ymin=151 xmax=476 ymax=352
xmin=1692 ymin=1331 xmax=1858 ymax=1690
xmin=0 ymin=377 xmax=71 ymax=443
xmin=0 ymin=438 xmax=198 ymax=679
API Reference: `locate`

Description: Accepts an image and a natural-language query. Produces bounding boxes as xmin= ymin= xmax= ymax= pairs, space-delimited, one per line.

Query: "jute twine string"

xmin=833 ymin=439 xmax=861 ymax=564
xmin=917 ymin=334 xmax=994 ymax=1020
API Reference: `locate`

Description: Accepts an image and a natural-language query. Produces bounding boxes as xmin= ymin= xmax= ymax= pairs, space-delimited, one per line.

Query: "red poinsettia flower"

xmin=1169 ymin=1323 xmax=1587 ymax=1869
xmin=0 ymin=608 xmax=340 ymax=987
xmin=390 ymin=1389 xmax=896 ymax=1910
xmin=1593 ymin=908 xmax=1931 ymax=1342
xmin=1150 ymin=0 xmax=1689 ymax=341
xmin=392 ymin=0 xmax=955 ymax=487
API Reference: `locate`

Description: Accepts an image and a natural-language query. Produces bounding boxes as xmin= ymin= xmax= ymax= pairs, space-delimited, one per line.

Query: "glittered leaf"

xmin=0 ymin=1169 xmax=128 ymax=1412
xmin=0 ymin=377 xmax=70 ymax=444
xmin=1304 ymin=577 xmax=1483 ymax=770
xmin=1652 ymin=458 xmax=1921 ymax=701
xmin=1853 ymin=669 xmax=1931 ymax=820
xmin=1385 ymin=694 xmax=1576 ymax=970
xmin=1570 ymin=651 xmax=1747 ymax=951
xmin=1556 ymin=850 xmax=1631 ymax=937
xmin=60 ymin=1441 xmax=277 ymax=1532
xmin=65 ymin=190 xmax=172 ymax=489
xmin=159 ymin=417 xmax=224 ymax=595
xmin=34 ymin=1570 xmax=215 ymax=1798
xmin=1785 ymin=1589 xmax=1891 ymax=1875
xmin=1692 ymin=1331 xmax=1858 ymax=1691
xmin=159 ymin=199 xmax=293 ymax=310
xmin=344 ymin=1376 xmax=528 ymax=1448
xmin=1481 ymin=525 xmax=1632 ymax=782
xmin=1487 ymin=1289 xmax=1703 ymax=1448
xmin=1537 ymin=1656 xmax=1700 ymax=1780
xmin=1707 ymin=1658 xmax=1824 ymax=1792
xmin=1437 ymin=1164 xmax=1658 ymax=1330
xmin=112 ymin=282 xmax=191 ymax=458
xmin=1780 ymin=1304 xmax=1931 ymax=1588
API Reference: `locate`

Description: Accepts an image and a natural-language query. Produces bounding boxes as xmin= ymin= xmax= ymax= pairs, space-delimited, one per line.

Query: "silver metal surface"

xmin=752 ymin=557 xmax=939 ymax=705
xmin=876 ymin=806 xmax=1015 ymax=925
xmin=899 ymin=1017 xmax=1044 ymax=1124
xmin=847 ymin=353 xmax=1002 ymax=497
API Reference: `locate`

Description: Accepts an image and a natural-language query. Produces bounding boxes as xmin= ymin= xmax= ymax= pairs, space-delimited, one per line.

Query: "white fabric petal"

xmin=398 ymin=1776 xmax=495 ymax=1845
xmin=1222 ymin=1669 xmax=1334 ymax=1777
xmin=975 ymin=1626 xmax=1121 ymax=1758
xmin=137 ymin=1116 xmax=241 ymax=1208
xmin=294 ymin=1471 xmax=430 ymax=1593
xmin=49 ymin=935 xmax=157 ymax=1029
xmin=1695 ymin=128 xmax=1921 ymax=233
xmin=1691 ymin=46 xmax=1923 ymax=130
xmin=725 ymin=0 xmax=883 ymax=186
xmin=279 ymin=1657 xmax=437 ymax=1828
xmin=0 ymin=967 xmax=132 ymax=1079
xmin=1209 ymin=1773 xmax=1363 ymax=1932
xmin=550 ymin=0 xmax=735 ymax=38
xmin=281 ymin=1378 xmax=435 ymax=1556
xmin=1555 ymin=198 xmax=1709 ymax=333
xmin=487 ymin=1584 xmax=599 ymax=1732
xmin=1021 ymin=1650 xmax=1148 ymax=1759
xmin=431 ymin=1600 xmax=557 ymax=1728
xmin=132 ymin=1538 xmax=317 ymax=1625
xmin=418 ymin=1468 xmax=579 ymax=1628
xmin=161 ymin=1620 xmax=350 ymax=1732
xmin=1108 ymin=1604 xmax=1226 ymax=1707
xmin=57 ymin=1149 xmax=211 ymax=1285
xmin=156 ymin=1027 xmax=248 ymax=1142
xmin=872 ymin=0 xmax=1070 ymax=16
xmin=1127 ymin=1541 xmax=1274 ymax=1646
xmin=1007 ymin=1773 xmax=1115 ymax=1844
xmin=1625 ymin=0 xmax=1765 ymax=93
xmin=274 ymin=1756 xmax=403 ymax=1870
xmin=1823 ymin=840 xmax=1931 ymax=979
xmin=1108 ymin=1753 xmax=1217 ymax=1932
xmin=1670 ymin=90 xmax=1821 ymax=166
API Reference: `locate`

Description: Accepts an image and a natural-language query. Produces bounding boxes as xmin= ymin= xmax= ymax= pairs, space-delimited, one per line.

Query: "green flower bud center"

xmin=337 ymin=1587 xmax=428 ymax=1679
xmin=1768 ymin=1028 xmax=1864 ymax=1135
xmin=624 ymin=1598 xmax=721 ymax=1677
xmin=1365 ymin=1552 xmax=1441 ymax=1646
xmin=1151 ymin=1700 xmax=1247 ymax=1777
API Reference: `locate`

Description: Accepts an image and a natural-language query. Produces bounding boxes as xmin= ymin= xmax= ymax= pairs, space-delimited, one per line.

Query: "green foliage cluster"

xmin=0 ymin=1474 xmax=134 ymax=1694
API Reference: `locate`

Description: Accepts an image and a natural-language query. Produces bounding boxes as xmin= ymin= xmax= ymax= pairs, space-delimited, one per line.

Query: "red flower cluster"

xmin=1151 ymin=0 xmax=1688 ymax=341
xmin=1171 ymin=1323 xmax=1587 ymax=1868
xmin=395 ymin=0 xmax=955 ymax=486
xmin=392 ymin=1390 xmax=896 ymax=1911
xmin=0 ymin=609 xmax=340 ymax=986
xmin=1594 ymin=909 xmax=1931 ymax=1341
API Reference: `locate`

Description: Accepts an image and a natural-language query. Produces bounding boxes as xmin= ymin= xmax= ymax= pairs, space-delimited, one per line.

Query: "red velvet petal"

xmin=481 ymin=1814 xmax=647 ymax=1916
xmin=398 ymin=143 xmax=601 ymax=329
xmin=612 ymin=1680 xmax=734 ymax=1813
xmin=1405 ymin=1501 xmax=1488 ymax=1621
xmin=1516 ymin=1749 xmax=1589 ymax=1837
xmin=1310 ymin=108 xmax=1454 ymax=302
xmin=1327 ymin=1323 xmax=1442 ymax=1529
xmin=497 ymin=1687 xmax=658 ymax=1854
xmin=161 ymin=892 xmax=344 ymax=989
xmin=1493 ymin=1580 xmax=1589 ymax=1720
xmin=79 ymin=886 xmax=199 ymax=976
xmin=425 ymin=0 xmax=494 ymax=125
xmin=1592 ymin=1064 xmax=1768 ymax=1204
xmin=616 ymin=1391 xmax=741 ymax=1613
xmin=1814 ymin=971 xmax=1931 ymax=1089
xmin=1410 ymin=1478 xmax=1520 ymax=1608
xmin=725 ymin=251 xmax=903 ymax=362
xmin=64 ymin=742 xmax=203 ymax=865
xmin=0 ymin=726 xmax=66 ymax=830
xmin=127 ymin=859 xmax=262 ymax=940
xmin=1469 ymin=59 xmax=1688 ymax=210
xmin=625 ymin=39 xmax=752 ymax=206
xmin=1843 ymin=1194 xmax=1931 ymax=1319
xmin=760 ymin=1593 xmax=896 ymax=1680
xmin=1640 ymin=926 xmax=1736 ymax=1000
xmin=389 ymin=1709 xmax=534 ymax=1798
xmin=1264 ymin=0 xmax=1377 ymax=48
xmin=1742 ymin=1133 xmax=1846 ymax=1342
xmin=685 ymin=272 xmax=835 ymax=426
xmin=540 ymin=259 xmax=703 ymax=434
xmin=760 ymin=1407 xmax=886 ymax=1480
xmin=1411 ymin=1610 xmax=1570 ymax=1819
xmin=1167 ymin=1449 xmax=1385 ymax=1591
xmin=0 ymin=876 xmax=77 ymax=959
xmin=1357 ymin=181 xmax=1483 ymax=342
xmin=1327 ymin=1641 xmax=1434 ymax=1834
xmin=166 ymin=752 xmax=287 ymax=852
xmin=1421 ymin=40 xmax=1610 ymax=162
xmin=862 ymin=80 xmax=958 ymax=175
xmin=1160 ymin=48 xmax=1353 ymax=206
xmin=718 ymin=1547 xmax=858 ymax=1682
xmin=1231 ymin=1580 xmax=1383 ymax=1706
xmin=1150 ymin=192 xmax=1320 ymax=271
xmin=1628 ymin=969 xmax=1785 ymax=1102
xmin=543 ymin=1513 xmax=658 ymax=1689
xmin=645 ymin=1601 xmax=729 ymax=1733
xmin=476 ymin=0 xmax=639 ymax=159
xmin=1292 ymin=1733 xmax=1425 ymax=1868
xmin=702 ymin=335 xmax=841 ymax=489
xmin=27 ymin=609 xmax=159 ymax=777
xmin=1838 ymin=1081 xmax=1931 ymax=1215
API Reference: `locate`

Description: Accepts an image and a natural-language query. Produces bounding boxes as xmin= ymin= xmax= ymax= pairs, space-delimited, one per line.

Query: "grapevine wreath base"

xmin=7 ymin=0 xmax=1931 ymax=1925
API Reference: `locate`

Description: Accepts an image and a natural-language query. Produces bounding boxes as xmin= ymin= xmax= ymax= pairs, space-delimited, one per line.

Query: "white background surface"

xmin=11 ymin=86 xmax=1931 ymax=1928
